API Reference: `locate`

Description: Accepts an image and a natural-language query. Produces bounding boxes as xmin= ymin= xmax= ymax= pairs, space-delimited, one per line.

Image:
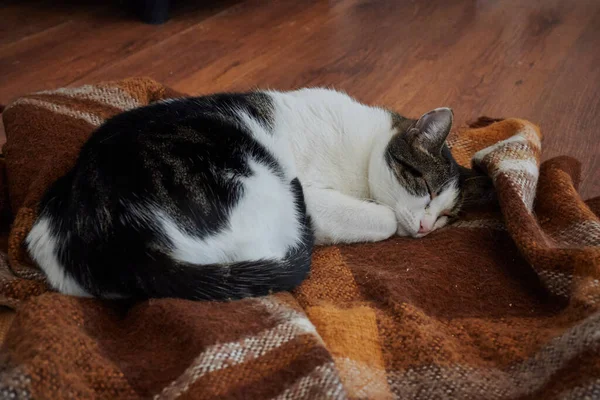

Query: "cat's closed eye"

xmin=391 ymin=156 xmax=438 ymax=200
xmin=423 ymin=179 xmax=435 ymax=200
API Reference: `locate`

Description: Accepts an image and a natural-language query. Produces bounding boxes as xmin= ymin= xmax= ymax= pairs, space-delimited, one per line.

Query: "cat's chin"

xmin=413 ymin=231 xmax=430 ymax=239
xmin=396 ymin=224 xmax=418 ymax=238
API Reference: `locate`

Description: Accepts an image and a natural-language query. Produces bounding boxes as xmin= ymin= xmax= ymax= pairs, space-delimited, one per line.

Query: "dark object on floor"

xmin=138 ymin=0 xmax=170 ymax=24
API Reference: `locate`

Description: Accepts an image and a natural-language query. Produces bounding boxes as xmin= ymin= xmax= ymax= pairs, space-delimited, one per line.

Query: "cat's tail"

xmin=130 ymin=185 xmax=314 ymax=301
xmin=137 ymin=246 xmax=313 ymax=300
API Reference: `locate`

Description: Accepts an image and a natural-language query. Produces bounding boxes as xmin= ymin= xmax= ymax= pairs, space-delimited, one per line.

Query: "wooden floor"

xmin=1 ymin=0 xmax=599 ymax=198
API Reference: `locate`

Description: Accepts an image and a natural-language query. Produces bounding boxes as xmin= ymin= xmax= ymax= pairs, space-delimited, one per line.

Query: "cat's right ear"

xmin=410 ymin=108 xmax=454 ymax=151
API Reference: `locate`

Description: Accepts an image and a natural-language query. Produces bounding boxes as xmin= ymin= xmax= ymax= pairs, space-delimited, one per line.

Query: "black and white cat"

xmin=26 ymin=88 xmax=468 ymax=301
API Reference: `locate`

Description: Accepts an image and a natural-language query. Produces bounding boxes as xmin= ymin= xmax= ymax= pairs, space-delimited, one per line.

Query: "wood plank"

xmin=73 ymin=1 xmax=322 ymax=87
xmin=0 ymin=0 xmax=598 ymax=197
xmin=0 ymin=0 xmax=238 ymax=103
xmin=0 ymin=0 xmax=81 ymax=47
xmin=531 ymin=7 xmax=600 ymax=198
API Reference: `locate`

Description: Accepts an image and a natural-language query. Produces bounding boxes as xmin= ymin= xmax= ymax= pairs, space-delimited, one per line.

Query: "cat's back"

xmin=267 ymin=88 xmax=392 ymax=192
xmin=86 ymin=93 xmax=274 ymax=146
xmin=74 ymin=93 xmax=286 ymax=186
xmin=26 ymin=92 xmax=314 ymax=300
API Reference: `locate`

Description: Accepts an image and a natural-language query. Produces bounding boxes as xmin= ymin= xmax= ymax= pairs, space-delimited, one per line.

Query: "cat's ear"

xmin=412 ymin=107 xmax=453 ymax=151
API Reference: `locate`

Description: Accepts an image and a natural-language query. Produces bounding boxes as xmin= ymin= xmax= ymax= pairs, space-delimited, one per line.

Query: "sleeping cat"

xmin=26 ymin=88 xmax=472 ymax=301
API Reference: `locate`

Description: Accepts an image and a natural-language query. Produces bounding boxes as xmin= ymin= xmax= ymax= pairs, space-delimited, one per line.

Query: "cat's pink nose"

xmin=418 ymin=220 xmax=432 ymax=234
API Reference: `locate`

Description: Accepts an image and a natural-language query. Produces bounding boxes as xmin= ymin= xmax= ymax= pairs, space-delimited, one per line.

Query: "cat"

xmin=26 ymin=88 xmax=481 ymax=301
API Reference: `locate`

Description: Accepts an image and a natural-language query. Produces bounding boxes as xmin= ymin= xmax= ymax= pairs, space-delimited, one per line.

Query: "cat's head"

xmin=372 ymin=108 xmax=491 ymax=237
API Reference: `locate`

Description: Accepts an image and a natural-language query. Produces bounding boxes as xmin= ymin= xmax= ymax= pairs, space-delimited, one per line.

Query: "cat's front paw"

xmin=377 ymin=205 xmax=399 ymax=241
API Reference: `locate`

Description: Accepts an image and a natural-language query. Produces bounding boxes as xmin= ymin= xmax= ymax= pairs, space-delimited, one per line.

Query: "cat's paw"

xmin=362 ymin=203 xmax=397 ymax=242
xmin=378 ymin=205 xmax=399 ymax=240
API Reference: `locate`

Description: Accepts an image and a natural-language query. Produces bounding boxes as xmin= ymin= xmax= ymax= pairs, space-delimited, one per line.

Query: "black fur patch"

xmin=36 ymin=93 xmax=313 ymax=300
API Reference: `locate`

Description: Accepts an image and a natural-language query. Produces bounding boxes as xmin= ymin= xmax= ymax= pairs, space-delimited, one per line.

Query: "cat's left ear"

xmin=412 ymin=107 xmax=454 ymax=151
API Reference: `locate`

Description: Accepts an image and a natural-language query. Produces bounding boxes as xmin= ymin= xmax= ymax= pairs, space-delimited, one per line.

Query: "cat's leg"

xmin=304 ymin=188 xmax=397 ymax=245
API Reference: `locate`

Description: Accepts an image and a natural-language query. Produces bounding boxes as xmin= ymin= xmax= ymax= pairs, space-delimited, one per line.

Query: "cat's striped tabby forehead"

xmin=385 ymin=108 xmax=460 ymax=201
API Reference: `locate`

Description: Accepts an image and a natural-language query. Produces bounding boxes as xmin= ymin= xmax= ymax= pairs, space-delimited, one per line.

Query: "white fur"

xmin=156 ymin=160 xmax=302 ymax=265
xmin=118 ymin=104 xmax=304 ymax=266
xmin=303 ymin=187 xmax=397 ymax=245
xmin=268 ymin=88 xmax=456 ymax=242
xmin=26 ymin=218 xmax=91 ymax=297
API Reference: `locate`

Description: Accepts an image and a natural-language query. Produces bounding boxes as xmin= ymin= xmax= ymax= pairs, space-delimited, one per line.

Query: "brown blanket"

xmin=0 ymin=78 xmax=599 ymax=399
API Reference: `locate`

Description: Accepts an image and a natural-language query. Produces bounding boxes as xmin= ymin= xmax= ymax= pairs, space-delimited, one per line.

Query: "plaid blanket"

xmin=0 ymin=78 xmax=599 ymax=399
